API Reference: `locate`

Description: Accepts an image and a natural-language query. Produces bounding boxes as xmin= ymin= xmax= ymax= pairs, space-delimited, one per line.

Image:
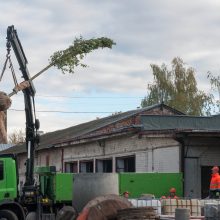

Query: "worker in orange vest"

xmin=161 ymin=188 xmax=179 ymax=199
xmin=167 ymin=188 xmax=179 ymax=199
xmin=209 ymin=166 xmax=220 ymax=198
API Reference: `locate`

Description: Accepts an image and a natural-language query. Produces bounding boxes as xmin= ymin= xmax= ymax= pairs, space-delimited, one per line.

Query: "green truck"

xmin=0 ymin=155 xmax=73 ymax=219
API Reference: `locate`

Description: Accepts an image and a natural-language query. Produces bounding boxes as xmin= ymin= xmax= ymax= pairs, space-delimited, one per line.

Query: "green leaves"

xmin=50 ymin=36 xmax=116 ymax=74
xmin=207 ymin=71 xmax=220 ymax=112
xmin=142 ymin=57 xmax=213 ymax=116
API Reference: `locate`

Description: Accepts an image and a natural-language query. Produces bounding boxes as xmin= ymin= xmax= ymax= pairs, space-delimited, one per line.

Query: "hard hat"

xmin=169 ymin=188 xmax=176 ymax=193
xmin=212 ymin=166 xmax=219 ymax=172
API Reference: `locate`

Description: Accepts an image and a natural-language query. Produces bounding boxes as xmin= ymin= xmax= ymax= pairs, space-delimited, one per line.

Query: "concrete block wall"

xmin=16 ymin=135 xmax=181 ymax=184
xmin=63 ymin=134 xmax=181 ymax=173
xmin=135 ymin=151 xmax=148 ymax=172
xmin=186 ymin=145 xmax=220 ymax=166
xmin=153 ymin=146 xmax=180 ymax=172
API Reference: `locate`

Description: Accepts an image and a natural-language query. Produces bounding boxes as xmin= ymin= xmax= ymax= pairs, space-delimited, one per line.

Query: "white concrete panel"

xmin=136 ymin=151 xmax=147 ymax=172
xmin=153 ymin=146 xmax=180 ymax=172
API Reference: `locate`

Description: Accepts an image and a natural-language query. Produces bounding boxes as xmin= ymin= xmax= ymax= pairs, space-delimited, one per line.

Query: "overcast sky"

xmin=0 ymin=0 xmax=220 ymax=134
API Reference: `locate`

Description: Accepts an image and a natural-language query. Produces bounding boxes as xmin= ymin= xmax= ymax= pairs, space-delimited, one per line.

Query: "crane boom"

xmin=6 ymin=26 xmax=39 ymax=197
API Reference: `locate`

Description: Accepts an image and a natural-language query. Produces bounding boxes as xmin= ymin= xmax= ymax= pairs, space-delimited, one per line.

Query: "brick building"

xmin=3 ymin=103 xmax=220 ymax=198
xmin=2 ymin=103 xmax=183 ymax=185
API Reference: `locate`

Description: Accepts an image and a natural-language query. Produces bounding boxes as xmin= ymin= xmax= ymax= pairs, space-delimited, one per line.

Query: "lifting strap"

xmin=0 ymin=51 xmax=10 ymax=82
xmin=0 ymin=40 xmax=19 ymax=89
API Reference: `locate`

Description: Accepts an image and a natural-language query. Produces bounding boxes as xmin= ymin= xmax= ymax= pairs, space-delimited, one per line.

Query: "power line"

xmin=36 ymin=94 xmax=143 ymax=99
xmin=8 ymin=108 xmax=113 ymax=114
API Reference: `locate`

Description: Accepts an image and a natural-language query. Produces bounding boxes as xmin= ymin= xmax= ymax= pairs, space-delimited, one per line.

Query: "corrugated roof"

xmin=0 ymin=144 xmax=14 ymax=151
xmin=1 ymin=103 xmax=181 ymax=154
xmin=141 ymin=114 xmax=220 ymax=131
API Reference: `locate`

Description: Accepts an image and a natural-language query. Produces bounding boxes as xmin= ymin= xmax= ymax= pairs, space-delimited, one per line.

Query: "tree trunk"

xmin=0 ymin=111 xmax=7 ymax=143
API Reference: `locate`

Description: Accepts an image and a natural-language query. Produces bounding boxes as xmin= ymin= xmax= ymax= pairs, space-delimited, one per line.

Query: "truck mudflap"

xmin=0 ymin=201 xmax=25 ymax=220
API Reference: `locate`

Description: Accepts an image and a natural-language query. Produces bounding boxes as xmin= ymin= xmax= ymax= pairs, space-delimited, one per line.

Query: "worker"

xmin=161 ymin=188 xmax=179 ymax=199
xmin=209 ymin=166 xmax=220 ymax=198
xmin=122 ymin=191 xmax=130 ymax=198
xmin=167 ymin=188 xmax=179 ymax=199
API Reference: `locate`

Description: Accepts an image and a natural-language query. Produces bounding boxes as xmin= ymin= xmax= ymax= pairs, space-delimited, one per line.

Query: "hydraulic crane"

xmin=0 ymin=26 xmax=75 ymax=220
xmin=7 ymin=25 xmax=40 ymax=207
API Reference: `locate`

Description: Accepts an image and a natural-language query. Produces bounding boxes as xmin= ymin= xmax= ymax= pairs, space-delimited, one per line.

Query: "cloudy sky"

xmin=0 ymin=0 xmax=220 ymax=134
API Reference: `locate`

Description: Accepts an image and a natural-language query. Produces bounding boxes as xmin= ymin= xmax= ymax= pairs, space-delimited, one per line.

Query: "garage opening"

xmin=201 ymin=166 xmax=212 ymax=198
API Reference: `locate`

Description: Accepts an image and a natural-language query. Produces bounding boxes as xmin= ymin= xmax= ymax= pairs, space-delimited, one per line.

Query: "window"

xmin=65 ymin=162 xmax=78 ymax=173
xmin=116 ymin=155 xmax=135 ymax=172
xmin=0 ymin=161 xmax=4 ymax=180
xmin=96 ymin=158 xmax=112 ymax=173
xmin=80 ymin=160 xmax=93 ymax=173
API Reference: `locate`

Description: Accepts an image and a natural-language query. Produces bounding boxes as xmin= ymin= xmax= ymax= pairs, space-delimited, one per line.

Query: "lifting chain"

xmin=0 ymin=40 xmax=18 ymax=89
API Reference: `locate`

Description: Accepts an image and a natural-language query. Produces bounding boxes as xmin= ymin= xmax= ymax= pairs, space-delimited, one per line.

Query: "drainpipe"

xmin=181 ymin=140 xmax=185 ymax=196
xmin=177 ymin=134 xmax=187 ymax=197
xmin=152 ymin=147 xmax=154 ymax=172
xmin=61 ymin=148 xmax=64 ymax=172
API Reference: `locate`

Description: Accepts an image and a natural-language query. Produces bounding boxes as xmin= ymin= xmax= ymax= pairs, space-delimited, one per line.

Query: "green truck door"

xmin=0 ymin=158 xmax=18 ymax=201
xmin=0 ymin=160 xmax=6 ymax=201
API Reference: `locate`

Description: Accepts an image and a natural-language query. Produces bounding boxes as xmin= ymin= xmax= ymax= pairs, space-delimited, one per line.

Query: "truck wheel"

xmin=25 ymin=212 xmax=36 ymax=220
xmin=0 ymin=210 xmax=18 ymax=220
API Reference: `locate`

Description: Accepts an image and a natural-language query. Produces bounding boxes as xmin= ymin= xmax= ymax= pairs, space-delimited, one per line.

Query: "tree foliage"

xmin=208 ymin=72 xmax=220 ymax=112
xmin=9 ymin=36 xmax=116 ymax=97
xmin=50 ymin=36 xmax=116 ymax=74
xmin=141 ymin=57 xmax=213 ymax=115
xmin=8 ymin=129 xmax=25 ymax=144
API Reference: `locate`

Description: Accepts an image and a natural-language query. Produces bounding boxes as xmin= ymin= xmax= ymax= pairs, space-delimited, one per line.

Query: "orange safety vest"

xmin=167 ymin=195 xmax=179 ymax=199
xmin=210 ymin=173 xmax=220 ymax=190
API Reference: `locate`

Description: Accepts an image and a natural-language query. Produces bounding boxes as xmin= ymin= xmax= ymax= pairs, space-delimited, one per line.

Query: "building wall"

xmin=36 ymin=148 xmax=63 ymax=172
xmin=154 ymin=146 xmax=180 ymax=172
xmin=63 ymin=134 xmax=180 ymax=173
xmin=17 ymin=148 xmax=63 ymax=188
xmin=16 ymin=135 xmax=181 ymax=186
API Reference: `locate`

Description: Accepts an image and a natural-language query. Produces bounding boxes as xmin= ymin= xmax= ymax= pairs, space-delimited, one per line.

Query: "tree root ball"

xmin=0 ymin=91 xmax=11 ymax=111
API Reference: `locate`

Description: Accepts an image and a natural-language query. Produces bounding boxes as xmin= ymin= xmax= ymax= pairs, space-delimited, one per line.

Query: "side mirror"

xmin=35 ymin=119 xmax=40 ymax=130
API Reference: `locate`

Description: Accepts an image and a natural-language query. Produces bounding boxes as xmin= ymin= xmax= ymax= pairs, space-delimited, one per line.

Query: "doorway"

xmin=184 ymin=157 xmax=199 ymax=198
xmin=201 ymin=166 xmax=212 ymax=199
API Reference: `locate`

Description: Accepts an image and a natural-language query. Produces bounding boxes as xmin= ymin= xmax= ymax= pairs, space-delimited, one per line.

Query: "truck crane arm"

xmin=6 ymin=25 xmax=40 ymax=204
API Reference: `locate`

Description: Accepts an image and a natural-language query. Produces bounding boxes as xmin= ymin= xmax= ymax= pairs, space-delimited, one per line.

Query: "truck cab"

xmin=0 ymin=154 xmax=26 ymax=220
xmin=0 ymin=154 xmax=18 ymax=202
